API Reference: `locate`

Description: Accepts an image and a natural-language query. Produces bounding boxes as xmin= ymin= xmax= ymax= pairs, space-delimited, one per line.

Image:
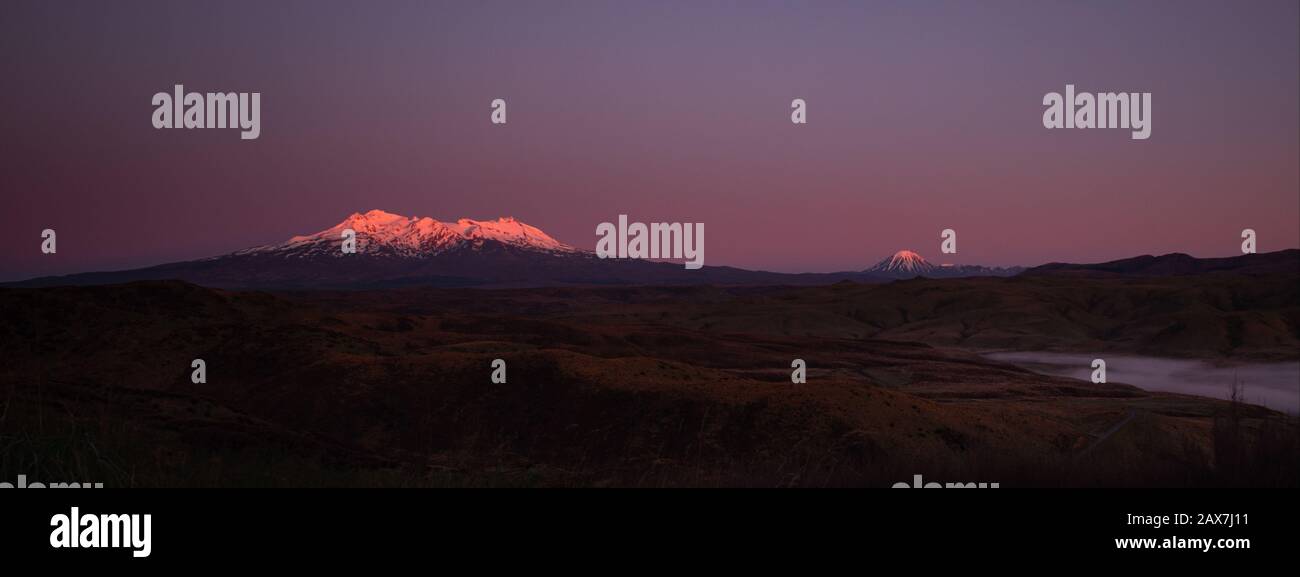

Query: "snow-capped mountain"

xmin=867 ymin=250 xmax=937 ymax=275
xmin=235 ymin=209 xmax=576 ymax=258
xmin=865 ymin=250 xmax=1022 ymax=279
xmin=16 ymin=209 xmax=808 ymax=288
xmin=10 ymin=213 xmax=1024 ymax=289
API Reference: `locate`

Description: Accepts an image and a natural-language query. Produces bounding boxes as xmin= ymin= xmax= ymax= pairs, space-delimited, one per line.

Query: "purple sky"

xmin=3 ymin=0 xmax=1297 ymax=281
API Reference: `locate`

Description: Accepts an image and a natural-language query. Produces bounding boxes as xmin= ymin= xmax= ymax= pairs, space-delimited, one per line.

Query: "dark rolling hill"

xmin=3 ymin=279 xmax=1294 ymax=487
xmin=1025 ymin=249 xmax=1300 ymax=278
xmin=7 ymin=210 xmax=1018 ymax=289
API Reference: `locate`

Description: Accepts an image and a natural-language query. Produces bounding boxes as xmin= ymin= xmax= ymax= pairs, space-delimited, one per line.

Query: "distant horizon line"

xmin=10 ymin=237 xmax=1297 ymax=285
xmin=10 ymin=207 xmax=1299 ymax=284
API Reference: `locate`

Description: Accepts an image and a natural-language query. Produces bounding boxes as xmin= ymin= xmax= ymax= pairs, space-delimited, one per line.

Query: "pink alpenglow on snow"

xmin=241 ymin=210 xmax=576 ymax=258
xmin=869 ymin=250 xmax=936 ymax=275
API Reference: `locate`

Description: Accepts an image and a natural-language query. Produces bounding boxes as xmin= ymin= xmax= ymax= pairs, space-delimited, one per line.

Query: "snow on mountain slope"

xmin=236 ymin=210 xmax=576 ymax=258
xmin=863 ymin=249 xmax=1024 ymax=279
xmin=868 ymin=250 xmax=937 ymax=275
xmin=446 ymin=217 xmax=571 ymax=251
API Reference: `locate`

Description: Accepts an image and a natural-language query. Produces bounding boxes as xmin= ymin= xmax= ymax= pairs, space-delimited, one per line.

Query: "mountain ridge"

xmin=865 ymin=249 xmax=1023 ymax=280
xmin=234 ymin=209 xmax=576 ymax=259
xmin=11 ymin=210 xmax=1290 ymax=290
xmin=1025 ymin=249 xmax=1300 ymax=277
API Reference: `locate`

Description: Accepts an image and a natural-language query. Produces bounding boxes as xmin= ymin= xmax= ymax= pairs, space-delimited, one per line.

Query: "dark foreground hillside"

xmin=1 ymin=276 xmax=1296 ymax=487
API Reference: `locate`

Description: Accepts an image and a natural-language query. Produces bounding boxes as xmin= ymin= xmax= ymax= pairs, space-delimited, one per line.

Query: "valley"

xmin=2 ymin=264 xmax=1295 ymax=487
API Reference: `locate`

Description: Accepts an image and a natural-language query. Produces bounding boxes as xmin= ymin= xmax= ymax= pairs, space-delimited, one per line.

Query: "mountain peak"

xmin=863 ymin=249 xmax=1024 ymax=279
xmin=247 ymin=210 xmax=575 ymax=258
xmin=341 ymin=209 xmax=407 ymax=227
xmin=869 ymin=249 xmax=936 ymax=274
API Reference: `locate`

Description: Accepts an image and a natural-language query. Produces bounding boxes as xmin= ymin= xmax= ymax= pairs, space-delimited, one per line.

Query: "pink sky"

xmin=3 ymin=0 xmax=1297 ymax=281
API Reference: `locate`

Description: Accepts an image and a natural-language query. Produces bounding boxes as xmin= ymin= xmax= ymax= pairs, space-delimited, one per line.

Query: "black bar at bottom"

xmin=0 ymin=489 xmax=1289 ymax=568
